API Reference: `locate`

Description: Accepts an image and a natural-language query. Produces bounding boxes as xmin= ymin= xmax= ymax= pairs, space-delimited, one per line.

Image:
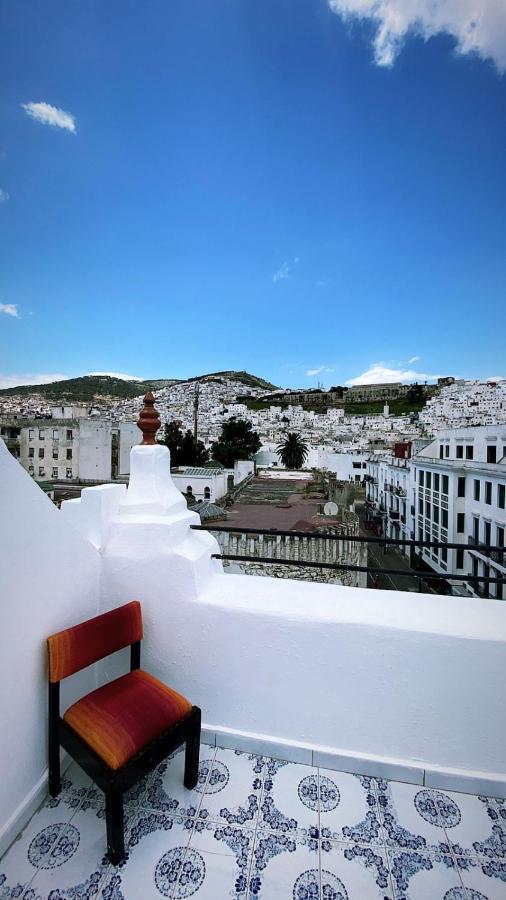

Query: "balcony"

xmin=1 ymin=405 xmax=506 ymax=899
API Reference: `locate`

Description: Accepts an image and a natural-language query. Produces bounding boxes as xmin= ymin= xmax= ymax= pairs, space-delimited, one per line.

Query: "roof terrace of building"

xmin=1 ymin=393 xmax=506 ymax=898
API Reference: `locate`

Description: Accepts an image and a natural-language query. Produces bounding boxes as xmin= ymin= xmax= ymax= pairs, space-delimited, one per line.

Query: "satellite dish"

xmin=324 ymin=501 xmax=338 ymax=516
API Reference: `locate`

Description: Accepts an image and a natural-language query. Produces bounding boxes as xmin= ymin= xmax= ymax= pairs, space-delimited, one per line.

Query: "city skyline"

xmin=1 ymin=0 xmax=505 ymax=389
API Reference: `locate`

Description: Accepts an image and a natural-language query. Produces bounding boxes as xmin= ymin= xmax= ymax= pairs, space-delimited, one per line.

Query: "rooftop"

xmin=2 ymin=741 xmax=504 ymax=899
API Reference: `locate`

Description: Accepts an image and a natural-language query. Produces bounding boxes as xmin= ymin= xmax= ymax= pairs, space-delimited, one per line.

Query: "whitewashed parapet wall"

xmin=0 ymin=440 xmax=101 ymax=857
xmin=61 ymin=441 xmax=506 ymax=798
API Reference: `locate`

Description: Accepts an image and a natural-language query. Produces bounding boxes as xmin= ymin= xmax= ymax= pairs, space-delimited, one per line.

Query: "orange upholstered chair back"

xmin=47 ymin=601 xmax=143 ymax=683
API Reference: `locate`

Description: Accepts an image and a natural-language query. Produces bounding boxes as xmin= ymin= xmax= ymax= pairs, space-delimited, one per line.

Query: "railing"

xmin=190 ymin=524 xmax=506 ymax=596
xmin=468 ymin=536 xmax=505 ymax=566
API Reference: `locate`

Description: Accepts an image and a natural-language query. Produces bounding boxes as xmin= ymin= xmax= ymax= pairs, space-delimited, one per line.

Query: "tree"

xmin=276 ymin=432 xmax=309 ymax=469
xmin=406 ymin=383 xmax=424 ymax=403
xmin=159 ymin=420 xmax=209 ymax=466
xmin=212 ymin=417 xmax=261 ymax=468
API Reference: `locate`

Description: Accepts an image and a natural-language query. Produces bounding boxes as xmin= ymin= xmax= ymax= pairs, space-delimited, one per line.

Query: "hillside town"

xmin=1 ymin=372 xmax=505 ymax=601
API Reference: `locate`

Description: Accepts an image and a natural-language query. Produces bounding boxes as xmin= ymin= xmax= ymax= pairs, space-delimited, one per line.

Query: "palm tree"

xmin=276 ymin=432 xmax=309 ymax=469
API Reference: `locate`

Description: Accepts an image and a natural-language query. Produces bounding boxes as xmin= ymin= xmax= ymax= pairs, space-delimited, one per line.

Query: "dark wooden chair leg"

xmin=184 ymin=706 xmax=201 ymax=790
xmin=105 ymin=790 xmax=125 ymax=865
xmin=48 ymin=683 xmax=61 ymax=797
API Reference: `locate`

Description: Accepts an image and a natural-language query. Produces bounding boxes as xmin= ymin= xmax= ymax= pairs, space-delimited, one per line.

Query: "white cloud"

xmin=407 ymin=355 xmax=420 ymax=364
xmin=0 ymin=189 xmax=9 ymax=203
xmin=0 ymin=373 xmax=68 ymax=390
xmin=88 ymin=371 xmax=143 ymax=381
xmin=328 ymin=0 xmax=506 ymax=71
xmin=306 ymin=365 xmax=335 ymax=377
xmin=346 ymin=363 xmax=442 ymax=385
xmin=273 ymin=257 xmax=300 ymax=283
xmin=22 ymin=102 xmax=76 ymax=133
xmin=0 ymin=304 xmax=18 ymax=317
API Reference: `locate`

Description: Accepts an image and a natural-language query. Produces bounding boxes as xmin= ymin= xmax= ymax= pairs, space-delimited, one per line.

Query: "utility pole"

xmin=193 ymin=383 xmax=199 ymax=445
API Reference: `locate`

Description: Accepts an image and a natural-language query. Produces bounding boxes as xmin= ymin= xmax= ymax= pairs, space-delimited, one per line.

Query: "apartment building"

xmin=0 ymin=413 xmax=139 ymax=482
xmin=413 ymin=427 xmax=506 ymax=599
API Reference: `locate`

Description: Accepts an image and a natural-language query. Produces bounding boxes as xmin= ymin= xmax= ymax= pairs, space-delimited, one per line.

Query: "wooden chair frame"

xmin=48 ymin=639 xmax=201 ymax=864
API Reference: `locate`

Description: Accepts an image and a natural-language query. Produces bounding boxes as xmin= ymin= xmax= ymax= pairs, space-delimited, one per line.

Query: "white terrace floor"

xmin=1 ymin=744 xmax=505 ymax=900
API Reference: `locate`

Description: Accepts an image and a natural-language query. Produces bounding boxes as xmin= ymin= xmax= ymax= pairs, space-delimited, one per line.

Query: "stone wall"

xmin=215 ymin=517 xmax=367 ymax=588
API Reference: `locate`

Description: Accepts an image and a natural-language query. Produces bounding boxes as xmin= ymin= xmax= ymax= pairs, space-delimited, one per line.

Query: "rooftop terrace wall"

xmin=0 ymin=440 xmax=101 ymax=856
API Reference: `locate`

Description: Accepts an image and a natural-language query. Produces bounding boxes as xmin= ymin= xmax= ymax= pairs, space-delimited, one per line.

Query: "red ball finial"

xmin=137 ymin=391 xmax=161 ymax=445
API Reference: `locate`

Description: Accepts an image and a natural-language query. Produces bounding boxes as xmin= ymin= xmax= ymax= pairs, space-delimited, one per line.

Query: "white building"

xmin=0 ymin=416 xmax=140 ymax=483
xmin=413 ymin=426 xmax=506 ymax=600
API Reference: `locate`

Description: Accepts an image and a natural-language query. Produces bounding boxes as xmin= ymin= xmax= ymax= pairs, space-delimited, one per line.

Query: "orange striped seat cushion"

xmin=63 ymin=669 xmax=192 ymax=770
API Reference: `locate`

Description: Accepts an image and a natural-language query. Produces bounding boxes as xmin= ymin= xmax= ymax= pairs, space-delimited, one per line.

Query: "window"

xmin=433 ymin=505 xmax=439 ymax=524
xmin=352 ymin=462 xmax=361 ymax=469
xmin=66 ymin=468 xmax=73 ymax=478
xmin=466 ymin=445 xmax=474 ymax=460
xmin=497 ymin=526 xmax=504 ymax=548
xmin=485 ymin=481 xmax=492 ymax=505
xmin=434 ymin=473 xmax=440 ymax=492
xmin=418 ymin=497 xmax=423 ymax=515
xmin=442 ymin=509 xmax=448 ymax=528
xmin=439 ymin=445 xmax=444 ymax=459
xmin=441 ymin=545 xmax=447 ymax=563
xmin=53 ymin=449 xmax=58 ymax=460
xmin=457 ymin=477 xmax=466 ymax=498
xmin=442 ymin=475 xmax=449 ymax=495
xmin=204 ymin=486 xmax=211 ymax=500
xmin=28 ymin=447 xmax=34 ymax=458
xmin=473 ymin=516 xmax=479 ymax=542
xmin=418 ymin=526 xmax=423 ymax=541
xmin=426 ymin=472 xmax=432 ymax=489
xmin=39 ymin=429 xmax=45 ymax=440
xmin=474 ymin=479 xmax=480 ymax=501
xmin=456 ymin=548 xmax=464 ymax=568
xmin=456 ymin=444 xmax=463 ymax=459
xmin=425 ymin=501 xmax=431 ymax=519
xmin=487 ymin=445 xmax=497 ymax=464
xmin=38 ymin=466 xmax=45 ymax=476
xmin=484 ymin=521 xmax=491 ymax=545
xmin=498 ymin=484 xmax=505 ymax=509
xmin=66 ymin=429 xmax=73 ymax=440
xmin=38 ymin=448 xmax=44 ymax=459
xmin=445 ymin=445 xmax=450 ymax=457
xmin=29 ymin=428 xmax=34 ymax=440
xmin=419 ymin=470 xmax=424 ymax=486
xmin=66 ymin=448 xmax=72 ymax=460
xmin=457 ymin=512 xmax=465 ymax=533
xmin=52 ymin=467 xmax=58 ymax=478
xmin=186 ymin=485 xmax=193 ymax=494
xmin=53 ymin=429 xmax=59 ymax=440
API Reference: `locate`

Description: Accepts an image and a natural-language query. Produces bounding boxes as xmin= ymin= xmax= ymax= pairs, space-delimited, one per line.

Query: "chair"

xmin=47 ymin=600 xmax=201 ymax=864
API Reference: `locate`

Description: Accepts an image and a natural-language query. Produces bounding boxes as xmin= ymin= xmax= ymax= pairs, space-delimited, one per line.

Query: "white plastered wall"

xmin=0 ymin=441 xmax=101 ymax=856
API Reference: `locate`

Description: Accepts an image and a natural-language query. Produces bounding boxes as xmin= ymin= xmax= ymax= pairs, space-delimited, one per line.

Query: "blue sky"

xmin=0 ymin=0 xmax=505 ymax=390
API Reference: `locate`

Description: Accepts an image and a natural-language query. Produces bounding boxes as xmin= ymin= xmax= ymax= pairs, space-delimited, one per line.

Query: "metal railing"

xmin=190 ymin=524 xmax=506 ymax=596
xmin=468 ymin=535 xmax=505 ymax=566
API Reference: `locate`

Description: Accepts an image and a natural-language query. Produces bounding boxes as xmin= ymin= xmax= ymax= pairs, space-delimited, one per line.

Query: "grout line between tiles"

xmin=171 ymin=745 xmax=217 ymax=900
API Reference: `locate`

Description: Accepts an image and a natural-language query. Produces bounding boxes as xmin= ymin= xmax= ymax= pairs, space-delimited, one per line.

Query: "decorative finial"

xmin=137 ymin=391 xmax=161 ymax=445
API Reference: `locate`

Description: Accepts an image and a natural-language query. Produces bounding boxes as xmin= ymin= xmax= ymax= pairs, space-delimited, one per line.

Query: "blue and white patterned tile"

xmin=378 ymin=780 xmax=464 ymax=851
xmin=318 ymin=770 xmax=385 ymax=847
xmin=26 ymin=799 xmax=139 ymax=899
xmin=386 ymin=846 xmax=464 ymax=900
xmin=458 ymin=858 xmax=506 ymax=898
xmin=141 ymin=746 xmax=215 ymax=819
xmin=197 ymin=748 xmax=263 ymax=830
xmin=258 ymin=760 xmax=318 ymax=837
xmin=320 ymin=840 xmax=394 ymax=899
xmin=445 ymin=795 xmax=506 ymax=863
xmin=0 ymin=794 xmax=87 ymax=899
xmin=247 ymin=829 xmax=319 ymax=899
xmin=100 ymin=813 xmax=191 ymax=899
xmin=188 ymin=822 xmax=255 ymax=897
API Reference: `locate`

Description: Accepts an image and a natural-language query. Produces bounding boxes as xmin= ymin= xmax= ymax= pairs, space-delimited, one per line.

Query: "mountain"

xmin=0 ymin=375 xmax=179 ymax=402
xmin=0 ymin=371 xmax=279 ymax=401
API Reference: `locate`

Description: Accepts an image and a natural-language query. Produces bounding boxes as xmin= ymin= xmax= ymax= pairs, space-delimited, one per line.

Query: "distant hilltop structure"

xmin=265 ymin=378 xmax=454 ymax=408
